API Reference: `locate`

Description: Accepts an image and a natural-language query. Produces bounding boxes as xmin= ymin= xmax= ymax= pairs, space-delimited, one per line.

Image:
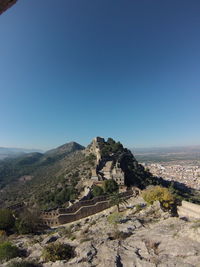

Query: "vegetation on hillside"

xmin=42 ymin=243 xmax=75 ymax=262
xmin=0 ymin=241 xmax=21 ymax=262
xmin=142 ymin=186 xmax=175 ymax=211
xmin=0 ymin=209 xmax=15 ymax=233
xmin=103 ymin=179 xmax=119 ymax=194
xmin=15 ymin=208 xmax=41 ymax=234
xmin=109 ymin=192 xmax=128 ymax=212
xmin=0 ymin=137 xmax=200 ymax=211
xmin=101 ymin=138 xmax=124 ymax=157
xmin=0 ymin=146 xmax=93 ymax=209
xmin=92 ymin=185 xmax=104 ymax=197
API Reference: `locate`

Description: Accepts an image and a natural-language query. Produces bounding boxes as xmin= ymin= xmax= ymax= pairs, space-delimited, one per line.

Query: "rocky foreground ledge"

xmin=3 ymin=196 xmax=200 ymax=267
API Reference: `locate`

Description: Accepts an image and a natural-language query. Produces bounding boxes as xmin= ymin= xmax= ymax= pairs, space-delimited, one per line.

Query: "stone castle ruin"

xmin=86 ymin=137 xmax=125 ymax=186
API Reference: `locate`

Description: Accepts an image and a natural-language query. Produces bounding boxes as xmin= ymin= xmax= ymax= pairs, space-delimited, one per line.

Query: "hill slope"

xmin=0 ymin=147 xmax=44 ymax=160
xmin=0 ymin=137 xmax=187 ymax=210
xmin=0 ymin=141 xmax=86 ymax=208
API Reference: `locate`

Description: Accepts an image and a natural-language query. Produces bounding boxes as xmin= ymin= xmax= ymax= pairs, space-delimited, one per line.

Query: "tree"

xmin=109 ymin=192 xmax=128 ymax=212
xmin=92 ymin=185 xmax=104 ymax=197
xmin=0 ymin=209 xmax=15 ymax=232
xmin=0 ymin=241 xmax=20 ymax=262
xmin=16 ymin=208 xmax=41 ymax=234
xmin=107 ymin=138 xmax=115 ymax=145
xmin=103 ymin=179 xmax=119 ymax=194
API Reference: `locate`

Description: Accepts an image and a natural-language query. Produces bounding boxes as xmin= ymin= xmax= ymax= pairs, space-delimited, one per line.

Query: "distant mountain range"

xmin=0 ymin=147 xmax=44 ymax=160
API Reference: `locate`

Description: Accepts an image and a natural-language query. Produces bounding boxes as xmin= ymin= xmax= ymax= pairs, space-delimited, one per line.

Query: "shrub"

xmin=42 ymin=242 xmax=75 ymax=262
xmin=0 ymin=230 xmax=7 ymax=242
xmin=15 ymin=209 xmax=41 ymax=234
xmin=103 ymin=179 xmax=119 ymax=194
xmin=135 ymin=204 xmax=143 ymax=212
xmin=92 ymin=185 xmax=104 ymax=197
xmin=101 ymin=139 xmax=124 ymax=157
xmin=142 ymin=186 xmax=175 ymax=210
xmin=107 ymin=212 xmax=122 ymax=225
xmin=109 ymin=192 xmax=128 ymax=212
xmin=0 ymin=241 xmax=20 ymax=262
xmin=60 ymin=226 xmax=76 ymax=240
xmin=0 ymin=209 xmax=15 ymax=232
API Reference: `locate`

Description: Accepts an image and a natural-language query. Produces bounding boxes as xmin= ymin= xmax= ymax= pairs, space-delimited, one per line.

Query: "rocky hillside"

xmin=1 ymin=137 xmax=190 ymax=210
xmin=0 ymin=137 xmax=157 ymax=209
xmin=85 ymin=137 xmax=154 ymax=188
xmin=2 ymin=195 xmax=200 ymax=267
xmin=0 ymin=141 xmax=87 ymax=208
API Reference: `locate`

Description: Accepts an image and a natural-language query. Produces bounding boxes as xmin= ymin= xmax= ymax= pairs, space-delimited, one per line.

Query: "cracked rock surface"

xmin=3 ymin=197 xmax=200 ymax=267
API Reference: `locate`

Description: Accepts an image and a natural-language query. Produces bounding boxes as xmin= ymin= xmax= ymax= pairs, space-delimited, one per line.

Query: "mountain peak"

xmin=45 ymin=141 xmax=84 ymax=156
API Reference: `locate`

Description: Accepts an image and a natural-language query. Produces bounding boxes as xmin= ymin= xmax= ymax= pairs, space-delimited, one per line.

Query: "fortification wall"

xmin=178 ymin=200 xmax=200 ymax=219
xmin=58 ymin=200 xmax=110 ymax=224
xmin=58 ymin=195 xmax=107 ymax=214
xmin=42 ymin=190 xmax=133 ymax=226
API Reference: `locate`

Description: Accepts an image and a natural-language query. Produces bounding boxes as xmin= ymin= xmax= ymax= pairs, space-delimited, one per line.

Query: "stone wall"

xmin=178 ymin=200 xmax=200 ymax=219
xmin=41 ymin=190 xmax=133 ymax=227
xmin=58 ymin=200 xmax=110 ymax=225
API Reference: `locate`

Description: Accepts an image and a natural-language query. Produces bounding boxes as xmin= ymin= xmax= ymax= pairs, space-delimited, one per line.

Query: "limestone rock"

xmin=42 ymin=234 xmax=60 ymax=245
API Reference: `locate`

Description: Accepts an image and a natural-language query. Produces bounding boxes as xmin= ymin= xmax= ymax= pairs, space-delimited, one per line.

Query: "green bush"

xmin=109 ymin=192 xmax=128 ymax=212
xmin=103 ymin=179 xmax=119 ymax=194
xmin=15 ymin=209 xmax=41 ymax=234
xmin=0 ymin=209 xmax=15 ymax=232
xmin=0 ymin=241 xmax=20 ymax=262
xmin=107 ymin=212 xmax=122 ymax=225
xmin=92 ymin=185 xmax=104 ymax=197
xmin=101 ymin=138 xmax=124 ymax=157
xmin=15 ymin=220 xmax=34 ymax=235
xmin=142 ymin=186 xmax=175 ymax=210
xmin=60 ymin=226 xmax=76 ymax=240
xmin=42 ymin=242 xmax=75 ymax=262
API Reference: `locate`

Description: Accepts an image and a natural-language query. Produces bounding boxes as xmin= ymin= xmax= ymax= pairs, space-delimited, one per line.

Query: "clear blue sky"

xmin=0 ymin=0 xmax=200 ymax=150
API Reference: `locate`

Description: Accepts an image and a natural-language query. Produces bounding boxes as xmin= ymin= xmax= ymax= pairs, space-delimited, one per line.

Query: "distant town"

xmin=143 ymin=160 xmax=200 ymax=190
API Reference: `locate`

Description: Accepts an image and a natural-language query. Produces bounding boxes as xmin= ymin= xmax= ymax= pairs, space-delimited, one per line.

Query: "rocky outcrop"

xmin=0 ymin=0 xmax=17 ymax=15
xmin=85 ymin=136 xmax=105 ymax=164
xmin=4 ymin=196 xmax=200 ymax=267
xmin=178 ymin=200 xmax=200 ymax=219
xmin=86 ymin=137 xmax=151 ymax=188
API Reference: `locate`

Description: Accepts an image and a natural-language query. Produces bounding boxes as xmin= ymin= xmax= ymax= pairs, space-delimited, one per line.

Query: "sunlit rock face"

xmin=0 ymin=0 xmax=17 ymax=15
